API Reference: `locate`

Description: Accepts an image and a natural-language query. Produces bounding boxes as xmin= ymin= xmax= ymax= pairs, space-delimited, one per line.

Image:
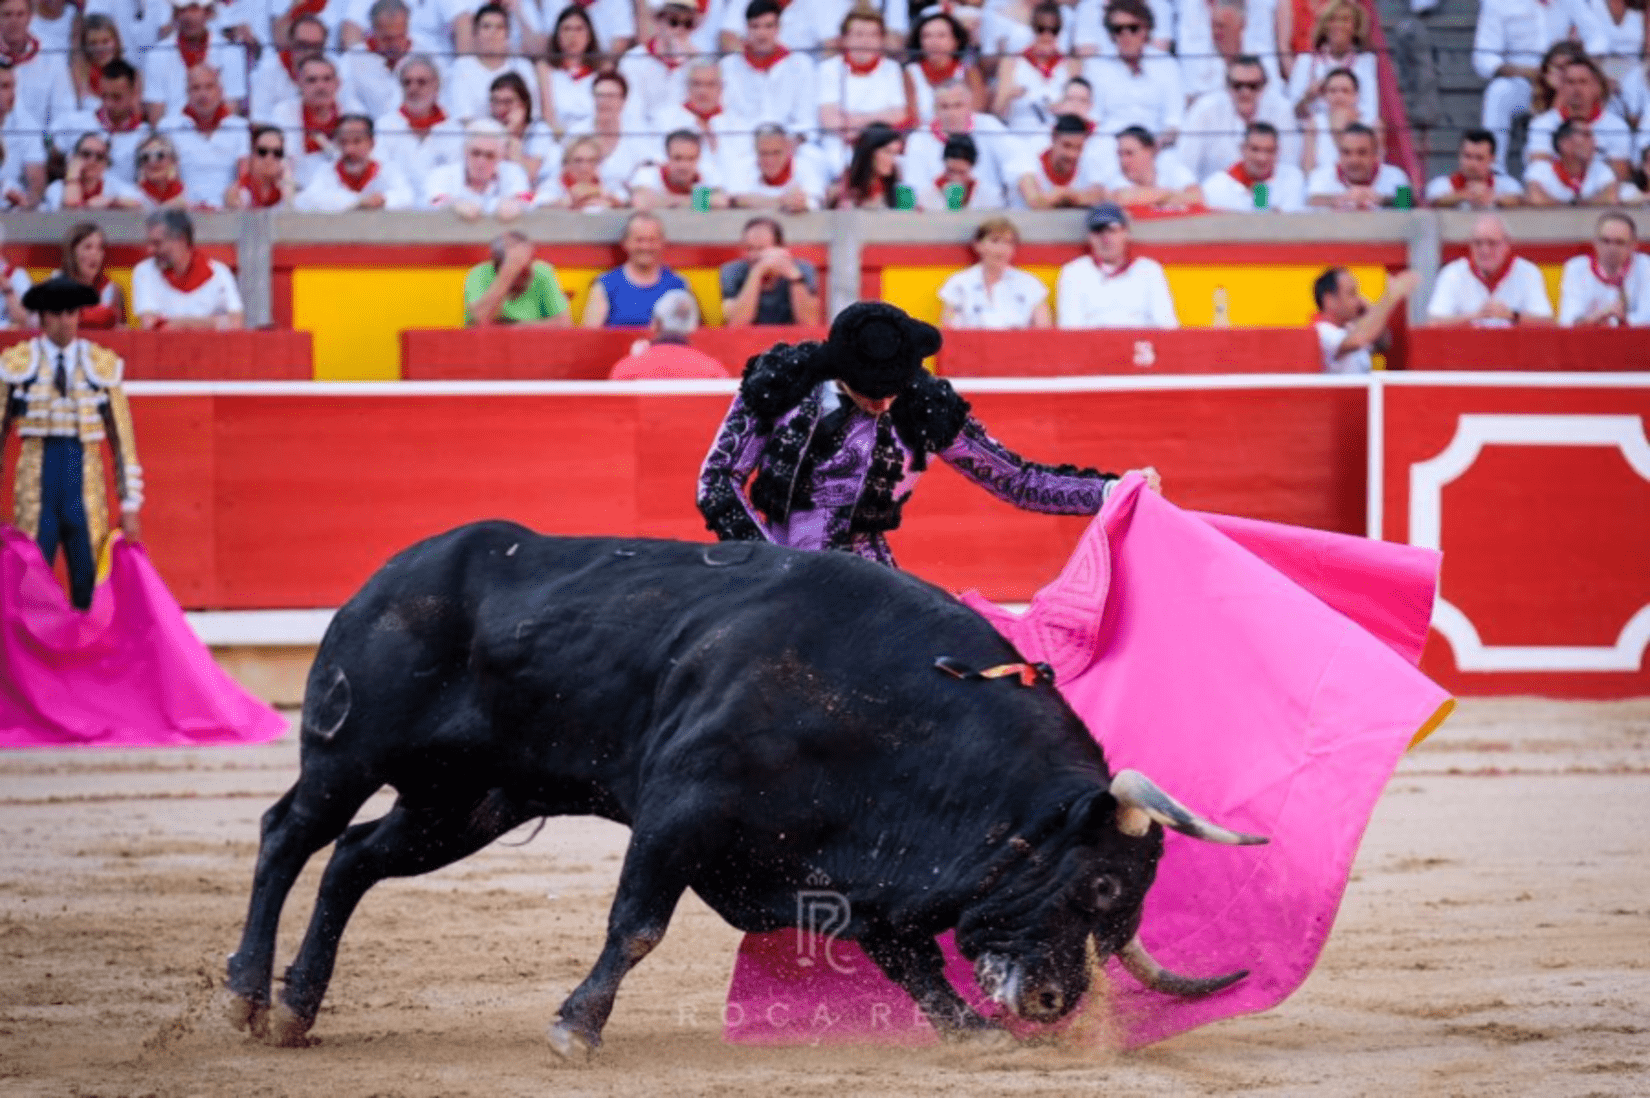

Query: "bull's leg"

xmin=858 ymin=932 xmax=995 ymax=1038
xmin=265 ymin=788 xmax=533 ymax=1046
xmin=224 ymin=773 xmax=379 ymax=1032
xmin=548 ymin=826 xmax=692 ymax=1060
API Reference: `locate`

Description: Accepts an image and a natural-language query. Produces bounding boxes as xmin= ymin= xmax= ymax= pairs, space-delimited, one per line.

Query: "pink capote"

xmin=1 ymin=526 xmax=288 ymax=749
xmin=725 ymin=477 xmax=1452 ymax=1049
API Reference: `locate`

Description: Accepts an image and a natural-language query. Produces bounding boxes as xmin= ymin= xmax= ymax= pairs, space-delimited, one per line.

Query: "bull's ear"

xmin=1066 ymin=789 xmax=1114 ymax=837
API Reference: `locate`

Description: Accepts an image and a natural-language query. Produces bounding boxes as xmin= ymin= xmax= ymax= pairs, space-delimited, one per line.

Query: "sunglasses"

xmin=661 ymin=13 xmax=694 ymax=28
xmin=138 ymin=149 xmax=172 ymax=163
xmin=79 ymin=148 xmax=110 ymax=161
xmin=1228 ymin=79 xmax=1265 ymax=92
xmin=1033 ymin=23 xmax=1060 ymax=35
xmin=254 ymin=144 xmax=284 ymax=157
xmin=1106 ymin=21 xmax=1144 ymax=36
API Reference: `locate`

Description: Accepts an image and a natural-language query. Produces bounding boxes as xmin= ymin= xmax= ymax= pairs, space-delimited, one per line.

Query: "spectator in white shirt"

xmin=816 ymin=4 xmax=911 ymax=168
xmin=718 ymin=0 xmax=815 ymax=140
xmin=1426 ymin=213 xmax=1555 ymax=327
xmin=489 ymin=70 xmax=558 ymax=185
xmin=902 ymin=79 xmax=1020 ymax=208
xmin=1178 ymin=53 xmax=1300 ymax=181
xmin=423 ymin=116 xmax=530 ymax=218
xmin=339 ymin=0 xmax=416 ymax=121
xmin=295 ymin=112 xmax=415 ymax=209
xmin=1306 ymin=122 xmax=1410 ymax=208
xmin=132 ymin=207 xmax=244 ymax=329
xmin=715 ymin=0 xmax=827 ymax=55
xmin=448 ymin=4 xmax=539 ymax=124
xmin=655 ymin=0 xmax=730 ymax=59
xmin=1016 ymin=112 xmax=1110 ymax=209
xmin=1473 ymin=0 xmax=1606 ymax=171
xmin=652 ymin=60 xmax=754 ymax=189
xmin=1525 ymin=119 xmax=1620 ymax=206
xmin=1560 ymin=210 xmax=1650 ymax=326
xmin=133 ymin=131 xmax=190 ymax=207
xmin=42 ymin=129 xmax=142 ymax=208
xmin=142 ymin=0 xmax=250 ymax=123
xmin=28 ymin=0 xmax=72 ymax=56
xmin=64 ymin=12 xmax=127 ymax=116
xmin=1180 ymin=0 xmax=1251 ymax=101
xmin=729 ymin=123 xmax=826 ymax=212
xmin=273 ymin=54 xmax=349 ymax=187
xmin=993 ymin=2 xmax=1081 ymax=139
xmin=1425 ymin=127 xmax=1524 ymax=209
xmin=629 ymin=128 xmax=728 ymax=210
xmin=1056 ymin=200 xmax=1178 ymax=328
xmin=1298 ymin=66 xmax=1371 ymax=175
xmin=532 ymin=132 xmax=625 ymax=210
xmin=1312 ymin=264 xmax=1420 ymax=374
xmin=905 ymin=10 xmax=986 ymax=123
xmin=248 ymin=13 xmax=330 ymax=122
xmin=1286 ymin=0 xmax=1378 ymax=135
xmin=536 ymin=3 xmax=602 ymax=138
xmin=939 ymin=216 xmax=1053 ymax=330
xmin=373 ymin=52 xmax=462 ymax=185
xmin=0 ymin=0 xmax=74 ymax=133
xmin=1108 ymin=124 xmax=1200 ymax=209
xmin=1084 ymin=0 xmax=1183 ymax=149
xmin=159 ymin=62 xmax=250 ymax=207
xmin=1526 ymin=55 xmax=1632 ymax=177
xmin=917 ymin=132 xmax=997 ymax=210
xmin=582 ymin=69 xmax=655 ymax=194
xmin=617 ymin=0 xmax=699 ymax=131
xmin=0 ymin=58 xmax=46 ymax=206
xmin=50 ymin=57 xmax=147 ymax=181
xmin=222 ymin=122 xmax=296 ymax=208
xmin=1203 ymin=119 xmax=1307 ymax=211
xmin=450 ymin=0 xmax=549 ymax=59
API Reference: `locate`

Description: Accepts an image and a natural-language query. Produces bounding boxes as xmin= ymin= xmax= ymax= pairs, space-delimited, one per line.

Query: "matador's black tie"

xmin=54 ymin=351 xmax=68 ymax=397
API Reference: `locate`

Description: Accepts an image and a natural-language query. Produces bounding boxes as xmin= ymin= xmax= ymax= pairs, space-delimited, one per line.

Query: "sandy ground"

xmin=1 ymin=698 xmax=1647 ymax=1098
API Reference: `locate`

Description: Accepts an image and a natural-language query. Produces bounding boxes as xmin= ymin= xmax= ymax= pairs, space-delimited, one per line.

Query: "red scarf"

xmin=919 ymin=57 xmax=958 ymax=87
xmin=929 ymin=118 xmax=972 ymax=142
xmin=1228 ymin=161 xmax=1269 ymax=187
xmin=87 ymin=65 xmax=102 ymax=94
xmin=239 ymin=172 xmax=283 ymax=208
xmin=72 ymin=177 xmax=104 ymax=204
xmin=302 ymin=102 xmax=340 ymax=153
xmin=1097 ymin=253 xmax=1136 ymax=278
xmin=844 ymin=54 xmax=881 ymax=78
xmin=141 ymin=177 xmax=185 ymax=204
xmin=367 ymin=36 xmax=408 ymax=68
xmin=337 ymin=159 xmax=379 ymax=192
xmin=400 ymin=103 xmax=447 ymax=135
xmin=1562 ymin=102 xmax=1604 ymax=124
xmin=646 ymin=37 xmax=687 ymax=70
xmin=185 ymin=101 xmax=231 ymax=133
xmin=560 ymin=170 xmax=601 ymax=207
xmin=177 ymin=33 xmax=209 ymax=70
xmin=760 ymin=159 xmax=793 ymax=187
xmin=684 ymin=101 xmax=721 ymax=126
xmin=1 ymin=36 xmax=39 ymax=65
xmin=159 ymin=250 xmax=215 ymax=293
xmin=1590 ymin=254 xmax=1629 ymax=288
xmin=280 ymin=49 xmax=298 ymax=81
xmin=1336 ymin=165 xmax=1374 ymax=190
xmin=1551 ymin=158 xmax=1587 ymax=198
xmin=933 ymin=174 xmax=974 ymax=204
xmin=1041 ymin=148 xmax=1076 ymax=186
xmin=1469 ymin=255 xmax=1513 ymax=292
xmin=287 ymin=0 xmax=327 ymax=19
xmin=659 ymin=166 xmax=697 ymax=196
xmin=97 ymin=107 xmax=143 ymax=133
xmin=742 ymin=45 xmax=790 ymax=73
xmin=1021 ymin=48 xmax=1062 ymax=81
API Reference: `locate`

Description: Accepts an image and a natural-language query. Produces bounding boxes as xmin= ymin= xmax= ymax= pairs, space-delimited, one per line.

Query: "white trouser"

xmin=1481 ymin=75 xmax=1534 ymax=172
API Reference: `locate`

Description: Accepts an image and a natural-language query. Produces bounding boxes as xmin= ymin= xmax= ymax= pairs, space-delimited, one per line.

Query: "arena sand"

xmin=1 ymin=698 xmax=1646 ymax=1098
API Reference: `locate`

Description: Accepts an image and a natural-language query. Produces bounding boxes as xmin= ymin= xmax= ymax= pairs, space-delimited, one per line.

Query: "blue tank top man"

xmin=585 ymin=213 xmax=693 ymax=327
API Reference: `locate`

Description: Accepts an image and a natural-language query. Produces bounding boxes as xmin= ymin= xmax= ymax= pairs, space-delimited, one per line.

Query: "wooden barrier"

xmin=936 ymin=328 xmax=1323 ymax=376
xmin=1407 ymin=327 xmax=1650 ymax=372
xmin=0 ymin=329 xmax=313 ymax=380
xmin=399 ymin=326 xmax=829 ymax=379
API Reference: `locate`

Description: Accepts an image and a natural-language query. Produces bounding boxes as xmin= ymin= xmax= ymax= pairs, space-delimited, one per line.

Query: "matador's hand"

xmin=120 ymin=512 xmax=142 ymax=543
xmin=1126 ymin=467 xmax=1162 ymax=494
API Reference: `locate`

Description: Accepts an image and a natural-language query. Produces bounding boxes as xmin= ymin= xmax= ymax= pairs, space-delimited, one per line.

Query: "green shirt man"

xmin=464 ymin=233 xmax=572 ymax=326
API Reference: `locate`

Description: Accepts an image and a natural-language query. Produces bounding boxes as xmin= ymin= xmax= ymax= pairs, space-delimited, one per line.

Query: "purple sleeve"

xmin=937 ymin=416 xmax=1115 ymax=515
xmin=696 ymin=393 xmax=773 ymax=542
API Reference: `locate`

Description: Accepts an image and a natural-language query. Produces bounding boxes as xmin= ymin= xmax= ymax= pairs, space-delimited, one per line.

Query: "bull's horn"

xmin=1118 ymin=936 xmax=1249 ymax=998
xmin=1109 ymin=769 xmax=1269 ymax=845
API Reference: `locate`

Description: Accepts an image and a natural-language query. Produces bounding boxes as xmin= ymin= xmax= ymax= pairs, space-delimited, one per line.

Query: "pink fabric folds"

xmin=725 ymin=477 xmax=1451 ymax=1049
xmin=1 ymin=526 xmax=288 ymax=749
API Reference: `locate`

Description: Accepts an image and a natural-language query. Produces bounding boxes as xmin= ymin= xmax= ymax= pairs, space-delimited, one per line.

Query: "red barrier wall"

xmin=1408 ymin=327 xmax=1650 ymax=372
xmin=936 ymin=328 xmax=1322 ymax=376
xmin=400 ymin=326 xmax=828 ymax=379
xmin=0 ymin=330 xmax=313 ymax=379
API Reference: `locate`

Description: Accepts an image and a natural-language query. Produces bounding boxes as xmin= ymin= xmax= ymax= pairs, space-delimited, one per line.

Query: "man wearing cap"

xmin=698 ymin=301 xmax=1160 ymax=568
xmin=1056 ymin=202 xmax=1179 ymax=328
xmin=0 ymin=276 xmax=143 ymax=610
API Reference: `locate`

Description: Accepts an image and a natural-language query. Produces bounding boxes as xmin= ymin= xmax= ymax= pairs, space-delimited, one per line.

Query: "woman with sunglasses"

xmin=536 ymin=4 xmax=603 ymax=139
xmin=223 ymin=125 xmax=295 ymax=209
xmin=991 ymin=1 xmax=1079 ymax=135
xmin=905 ymin=11 xmax=985 ymax=123
xmin=1081 ymin=0 xmax=1183 ymax=151
xmin=67 ymin=14 xmax=129 ymax=113
xmin=44 ymin=133 xmax=142 ymax=211
xmin=134 ymin=133 xmax=189 ymax=209
xmin=52 ymin=222 xmax=126 ymax=329
xmin=1286 ymin=0 xmax=1377 ymax=135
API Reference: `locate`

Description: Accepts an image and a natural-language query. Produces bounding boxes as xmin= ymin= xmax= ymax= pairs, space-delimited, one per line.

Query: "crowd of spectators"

xmin=2 ymin=0 xmax=1642 ymax=218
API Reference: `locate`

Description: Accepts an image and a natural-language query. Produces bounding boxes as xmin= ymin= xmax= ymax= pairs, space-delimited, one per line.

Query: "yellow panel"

xmin=1539 ymin=264 xmax=1563 ymax=312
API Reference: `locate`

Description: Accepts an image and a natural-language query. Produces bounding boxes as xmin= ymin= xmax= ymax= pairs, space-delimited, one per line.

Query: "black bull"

xmin=224 ymin=521 xmax=1266 ymax=1056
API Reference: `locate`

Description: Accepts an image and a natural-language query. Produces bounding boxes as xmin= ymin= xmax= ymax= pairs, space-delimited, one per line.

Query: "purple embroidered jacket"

xmin=697 ymin=381 xmax=1114 ymax=567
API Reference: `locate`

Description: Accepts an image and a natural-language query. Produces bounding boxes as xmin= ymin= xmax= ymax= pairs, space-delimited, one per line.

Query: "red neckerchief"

xmin=919 ymin=57 xmax=958 ymax=87
xmin=934 ymin=174 xmax=974 ymax=204
xmin=1310 ymin=311 xmax=1334 ymax=326
xmin=302 ymin=102 xmax=340 ymax=153
xmin=684 ymin=101 xmax=721 ymax=126
xmin=1228 ymin=161 xmax=1269 ymax=186
xmin=929 ymin=118 xmax=972 ymax=141
xmin=1447 ymin=172 xmax=1468 ymax=190
xmin=367 ymin=36 xmax=408 ymax=69
xmin=1 ymin=36 xmax=39 ymax=65
xmin=400 ymin=103 xmax=447 ymax=135
xmin=560 ymin=172 xmax=602 ymax=208
xmin=75 ymin=176 xmax=104 ymax=203
xmin=1336 ymin=165 xmax=1374 ymax=190
xmin=1022 ymin=48 xmax=1061 ymax=80
xmin=760 ymin=159 xmax=793 ymax=187
xmin=177 ymin=33 xmax=209 ymax=70
xmin=743 ymin=44 xmax=789 ymax=73
xmin=1562 ymin=102 xmax=1604 ymax=123
xmin=89 ymin=270 xmax=110 ymax=295
xmin=141 ymin=177 xmax=185 ymax=203
xmin=280 ymin=49 xmax=298 ymax=81
xmin=88 ymin=65 xmax=102 ymax=94
xmin=862 ymin=176 xmax=886 ymax=204
xmin=1097 ymin=253 xmax=1136 ymax=278
xmin=1041 ymin=148 xmax=1076 ymax=186
xmin=239 ymin=172 xmax=283 ymax=208
xmin=844 ymin=53 xmax=881 ymax=78
xmin=337 ymin=159 xmax=379 ymax=192
xmin=1551 ymin=158 xmax=1587 ymax=198
xmin=185 ymin=101 xmax=231 ymax=133
xmin=1590 ymin=254 xmax=1629 ymax=288
xmin=1469 ymin=255 xmax=1513 ymax=292
xmin=159 ymin=250 xmax=215 ymax=293
xmin=97 ymin=107 xmax=143 ymax=133
xmin=288 ymin=0 xmax=327 ymax=19
xmin=559 ymin=61 xmax=594 ymax=80
xmin=659 ymin=166 xmax=697 ymax=196
xmin=646 ymin=38 xmax=687 ymax=70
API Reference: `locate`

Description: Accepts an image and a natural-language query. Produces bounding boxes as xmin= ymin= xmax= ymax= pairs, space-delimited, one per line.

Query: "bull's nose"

xmin=1036 ymin=989 xmax=1063 ymax=1016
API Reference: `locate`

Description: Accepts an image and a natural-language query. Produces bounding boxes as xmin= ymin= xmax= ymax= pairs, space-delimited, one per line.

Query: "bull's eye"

xmin=1092 ymin=875 xmax=1122 ymax=909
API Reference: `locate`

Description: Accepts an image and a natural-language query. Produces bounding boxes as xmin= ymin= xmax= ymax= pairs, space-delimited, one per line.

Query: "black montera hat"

xmin=820 ymin=301 xmax=942 ymax=400
xmin=22 ymin=276 xmax=100 ymax=315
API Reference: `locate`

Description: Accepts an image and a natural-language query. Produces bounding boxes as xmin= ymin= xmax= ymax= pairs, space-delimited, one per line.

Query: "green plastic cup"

xmin=1252 ymin=181 xmax=1269 ymax=210
xmin=1393 ymin=184 xmax=1414 ymax=209
xmin=893 ymin=183 xmax=916 ymax=210
xmin=944 ymin=182 xmax=965 ymax=210
xmin=691 ymin=184 xmax=711 ymax=211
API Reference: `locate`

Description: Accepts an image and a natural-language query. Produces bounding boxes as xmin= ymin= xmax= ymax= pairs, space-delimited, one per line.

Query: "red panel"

xmin=0 ymin=331 xmax=312 ymax=379
xmin=400 ymin=326 xmax=827 ymax=379
xmin=1408 ymin=327 xmax=1650 ymax=372
xmin=1383 ymin=383 xmax=1650 ymax=697
xmin=1439 ymin=243 xmax=1588 ymax=265
xmin=936 ymin=328 xmax=1322 ymax=376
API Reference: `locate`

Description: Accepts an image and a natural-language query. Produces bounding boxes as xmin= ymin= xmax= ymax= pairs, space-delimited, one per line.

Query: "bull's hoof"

xmin=218 ymin=987 xmax=266 ymax=1034
xmin=546 ymin=1019 xmax=597 ymax=1062
xmin=264 ymin=1001 xmax=317 ymax=1047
